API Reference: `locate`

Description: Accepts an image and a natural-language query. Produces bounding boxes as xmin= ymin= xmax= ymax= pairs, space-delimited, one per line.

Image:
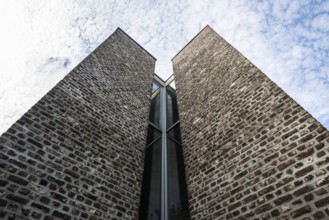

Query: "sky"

xmin=0 ymin=0 xmax=328 ymax=134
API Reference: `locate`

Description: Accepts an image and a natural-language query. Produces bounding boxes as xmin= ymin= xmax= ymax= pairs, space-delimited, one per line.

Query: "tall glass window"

xmin=139 ymin=77 xmax=190 ymax=220
xmin=149 ymin=94 xmax=161 ymax=128
xmin=167 ymin=138 xmax=189 ymax=219
xmin=166 ymin=88 xmax=179 ymax=129
xmin=139 ymin=139 xmax=162 ymax=219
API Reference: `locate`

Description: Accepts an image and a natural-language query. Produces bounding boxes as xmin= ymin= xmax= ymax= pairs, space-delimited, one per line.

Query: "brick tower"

xmin=0 ymin=26 xmax=328 ymax=220
xmin=173 ymin=26 xmax=329 ymax=219
xmin=0 ymin=28 xmax=155 ymax=219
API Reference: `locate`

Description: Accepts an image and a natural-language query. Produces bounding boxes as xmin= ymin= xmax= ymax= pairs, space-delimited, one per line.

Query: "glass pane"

xmin=166 ymin=89 xmax=179 ymax=129
xmin=167 ymin=125 xmax=181 ymax=143
xmin=152 ymin=82 xmax=160 ymax=93
xmin=149 ymin=93 xmax=161 ymax=127
xmin=167 ymin=138 xmax=190 ymax=220
xmin=147 ymin=126 xmax=161 ymax=145
xmin=139 ymin=140 xmax=162 ymax=220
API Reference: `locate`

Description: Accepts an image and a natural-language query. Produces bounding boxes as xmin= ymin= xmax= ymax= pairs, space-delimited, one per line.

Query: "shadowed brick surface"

xmin=173 ymin=26 xmax=329 ymax=220
xmin=0 ymin=28 xmax=155 ymax=219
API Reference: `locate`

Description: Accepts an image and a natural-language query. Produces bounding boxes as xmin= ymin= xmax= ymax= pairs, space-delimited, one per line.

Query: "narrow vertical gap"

xmin=166 ymin=86 xmax=190 ymax=220
xmin=139 ymin=77 xmax=190 ymax=220
xmin=139 ymin=139 xmax=162 ymax=219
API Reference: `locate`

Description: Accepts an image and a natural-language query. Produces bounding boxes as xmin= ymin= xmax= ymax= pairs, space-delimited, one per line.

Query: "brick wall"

xmin=0 ymin=28 xmax=155 ymax=219
xmin=173 ymin=26 xmax=329 ymax=219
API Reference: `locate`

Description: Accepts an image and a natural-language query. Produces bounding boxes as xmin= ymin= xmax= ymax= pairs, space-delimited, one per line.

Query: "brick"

xmin=40 ymin=196 xmax=50 ymax=204
xmin=262 ymin=168 xmax=276 ymax=178
xmin=274 ymin=194 xmax=293 ymax=205
xmin=264 ymin=152 xmax=278 ymax=162
xmin=292 ymin=199 xmax=303 ymax=205
xmin=64 ymin=169 xmax=80 ymax=179
xmin=316 ymin=133 xmax=328 ymax=142
xmin=317 ymin=157 xmax=329 ymax=166
xmin=315 ymin=188 xmax=327 ymax=196
xmin=313 ymin=211 xmax=325 ymax=219
xmin=0 ymin=180 xmax=8 ymax=186
xmin=18 ymin=188 xmax=30 ymax=195
xmin=282 ymin=129 xmax=298 ymax=140
xmin=304 ymin=193 xmax=314 ymax=202
xmin=278 ymin=159 xmax=295 ymax=171
xmin=0 ymin=199 xmax=7 ymax=207
xmin=27 ymin=138 xmax=43 ymax=149
xmin=230 ymin=185 xmax=244 ymax=196
xmin=7 ymin=175 xmax=28 ymax=186
xmin=244 ymin=194 xmax=257 ymax=204
xmin=255 ymin=203 xmax=273 ymax=214
xmin=316 ymin=176 xmax=329 ymax=187
xmin=280 ymin=143 xmax=297 ymax=154
xmin=315 ymin=143 xmax=325 ymax=150
xmin=32 ymin=211 xmax=42 ymax=218
xmin=305 ymin=174 xmax=314 ymax=182
xmin=53 ymin=210 xmax=71 ymax=220
xmin=228 ymin=201 xmax=242 ymax=211
xmin=31 ymin=202 xmax=50 ymax=213
xmin=295 ymin=165 xmax=314 ymax=177
xmin=291 ymin=205 xmax=312 ymax=218
xmin=296 ymin=148 xmax=314 ymax=160
xmin=271 ymin=209 xmax=280 ymax=217
xmin=6 ymin=194 xmax=28 ymax=204
xmin=276 ymin=177 xmax=294 ymax=187
xmin=315 ymin=196 xmax=329 ymax=208
xmin=293 ymin=185 xmax=314 ymax=196
xmin=294 ymin=180 xmax=304 ymax=187
xmin=234 ymin=170 xmax=248 ymax=180
xmin=258 ymin=186 xmax=275 ymax=196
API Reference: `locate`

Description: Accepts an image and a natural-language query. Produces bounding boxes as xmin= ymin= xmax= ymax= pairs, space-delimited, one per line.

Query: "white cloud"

xmin=0 ymin=0 xmax=328 ymax=134
xmin=311 ymin=13 xmax=329 ymax=31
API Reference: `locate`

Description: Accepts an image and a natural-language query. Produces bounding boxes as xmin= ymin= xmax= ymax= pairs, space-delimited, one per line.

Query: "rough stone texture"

xmin=173 ymin=26 xmax=329 ymax=220
xmin=0 ymin=28 xmax=155 ymax=219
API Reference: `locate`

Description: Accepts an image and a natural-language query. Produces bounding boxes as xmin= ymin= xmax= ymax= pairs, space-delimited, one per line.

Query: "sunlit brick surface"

xmin=0 ymin=29 xmax=155 ymax=219
xmin=173 ymin=26 xmax=329 ymax=220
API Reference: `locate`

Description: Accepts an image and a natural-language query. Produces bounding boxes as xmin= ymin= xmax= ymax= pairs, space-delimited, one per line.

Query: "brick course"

xmin=0 ymin=28 xmax=155 ymax=219
xmin=173 ymin=26 xmax=329 ymax=219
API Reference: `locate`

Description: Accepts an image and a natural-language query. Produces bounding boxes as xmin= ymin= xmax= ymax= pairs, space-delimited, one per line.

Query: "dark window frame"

xmin=139 ymin=77 xmax=190 ymax=220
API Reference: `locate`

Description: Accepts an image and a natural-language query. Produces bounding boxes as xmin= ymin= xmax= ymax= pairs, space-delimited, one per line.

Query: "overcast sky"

xmin=0 ymin=0 xmax=328 ymax=134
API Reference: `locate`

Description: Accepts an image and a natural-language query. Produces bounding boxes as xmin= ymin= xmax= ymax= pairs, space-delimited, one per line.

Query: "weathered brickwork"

xmin=173 ymin=26 xmax=329 ymax=219
xmin=0 ymin=29 xmax=155 ymax=219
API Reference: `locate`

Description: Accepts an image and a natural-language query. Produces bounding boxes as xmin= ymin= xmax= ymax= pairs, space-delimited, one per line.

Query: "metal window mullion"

xmin=148 ymin=121 xmax=162 ymax=132
xmin=145 ymin=135 xmax=162 ymax=149
xmin=160 ymin=87 xmax=168 ymax=220
xmin=164 ymin=74 xmax=175 ymax=87
xmin=166 ymin=120 xmax=180 ymax=133
xmin=167 ymin=135 xmax=182 ymax=146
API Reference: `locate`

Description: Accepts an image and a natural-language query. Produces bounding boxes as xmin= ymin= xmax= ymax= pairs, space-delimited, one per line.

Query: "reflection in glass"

xmin=152 ymin=82 xmax=160 ymax=93
xmin=147 ymin=126 xmax=162 ymax=145
xmin=149 ymin=94 xmax=161 ymax=128
xmin=166 ymin=89 xmax=179 ymax=129
xmin=167 ymin=138 xmax=190 ymax=220
xmin=139 ymin=140 xmax=162 ymax=220
xmin=167 ymin=125 xmax=181 ymax=143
